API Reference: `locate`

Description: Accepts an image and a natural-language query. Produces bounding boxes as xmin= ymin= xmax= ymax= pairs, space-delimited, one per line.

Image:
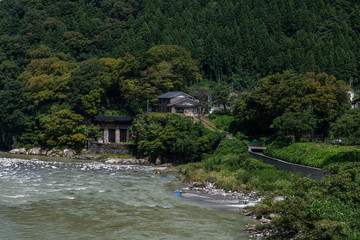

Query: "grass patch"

xmin=208 ymin=114 xmax=235 ymax=132
xmin=178 ymin=139 xmax=300 ymax=195
xmin=267 ymin=142 xmax=360 ymax=168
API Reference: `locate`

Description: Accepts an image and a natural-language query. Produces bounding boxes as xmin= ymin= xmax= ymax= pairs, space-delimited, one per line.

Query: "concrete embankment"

xmin=249 ymin=151 xmax=324 ymax=181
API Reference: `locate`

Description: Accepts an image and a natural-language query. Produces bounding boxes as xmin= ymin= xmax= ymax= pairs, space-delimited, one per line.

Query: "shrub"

xmin=132 ymin=113 xmax=222 ymax=163
xmin=267 ymin=165 xmax=360 ymax=239
xmin=209 ymin=114 xmax=235 ymax=132
xmin=330 ymin=108 xmax=360 ymax=145
xmin=214 ymin=139 xmax=248 ymax=155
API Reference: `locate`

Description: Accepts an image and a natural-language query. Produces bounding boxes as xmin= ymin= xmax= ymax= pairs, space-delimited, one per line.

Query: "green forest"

xmin=2 ymin=0 xmax=360 ymax=87
xmin=1 ymin=0 xmax=360 ymax=148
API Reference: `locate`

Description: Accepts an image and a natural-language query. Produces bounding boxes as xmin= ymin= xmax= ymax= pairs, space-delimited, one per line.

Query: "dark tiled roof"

xmin=156 ymin=91 xmax=193 ymax=99
xmin=94 ymin=116 xmax=132 ymax=122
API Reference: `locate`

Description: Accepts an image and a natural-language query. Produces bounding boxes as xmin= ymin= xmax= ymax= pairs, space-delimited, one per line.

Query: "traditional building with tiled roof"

xmin=154 ymin=91 xmax=203 ymax=116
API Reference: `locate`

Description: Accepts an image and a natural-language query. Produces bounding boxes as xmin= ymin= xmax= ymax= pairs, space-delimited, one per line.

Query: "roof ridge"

xmin=156 ymin=91 xmax=194 ymax=99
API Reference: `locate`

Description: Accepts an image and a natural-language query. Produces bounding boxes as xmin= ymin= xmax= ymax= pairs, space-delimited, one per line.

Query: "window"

xmin=176 ymin=107 xmax=184 ymax=113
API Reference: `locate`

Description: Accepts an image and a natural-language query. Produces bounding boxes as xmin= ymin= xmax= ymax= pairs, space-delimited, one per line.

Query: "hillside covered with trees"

xmin=1 ymin=0 xmax=360 ymax=149
xmin=1 ymin=0 xmax=360 ymax=89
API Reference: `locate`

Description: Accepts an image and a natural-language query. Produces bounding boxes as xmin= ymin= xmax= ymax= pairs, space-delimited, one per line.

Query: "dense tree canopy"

xmin=0 ymin=80 xmax=32 ymax=147
xmin=1 ymin=0 xmax=360 ymax=89
xmin=40 ymin=106 xmax=87 ymax=149
xmin=0 ymin=43 xmax=200 ymax=149
xmin=233 ymin=72 xmax=350 ymax=137
xmin=132 ymin=113 xmax=222 ymax=163
xmin=330 ymin=108 xmax=360 ymax=145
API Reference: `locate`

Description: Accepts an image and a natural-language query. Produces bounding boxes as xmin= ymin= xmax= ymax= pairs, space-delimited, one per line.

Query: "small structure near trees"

xmin=88 ymin=116 xmax=133 ymax=154
xmin=93 ymin=116 xmax=132 ymax=143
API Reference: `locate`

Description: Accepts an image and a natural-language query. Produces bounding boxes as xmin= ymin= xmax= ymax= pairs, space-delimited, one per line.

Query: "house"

xmin=87 ymin=116 xmax=133 ymax=154
xmin=93 ymin=116 xmax=132 ymax=143
xmin=154 ymin=91 xmax=203 ymax=116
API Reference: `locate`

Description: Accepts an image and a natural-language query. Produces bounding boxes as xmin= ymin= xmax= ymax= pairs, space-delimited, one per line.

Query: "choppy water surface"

xmin=0 ymin=156 xmax=254 ymax=240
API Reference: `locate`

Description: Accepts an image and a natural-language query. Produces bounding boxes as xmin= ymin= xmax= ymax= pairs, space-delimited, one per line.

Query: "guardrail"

xmin=249 ymin=151 xmax=324 ymax=181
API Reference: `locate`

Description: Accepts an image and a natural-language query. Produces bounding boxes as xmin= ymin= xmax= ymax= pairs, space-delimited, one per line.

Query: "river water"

xmin=0 ymin=155 xmax=254 ymax=240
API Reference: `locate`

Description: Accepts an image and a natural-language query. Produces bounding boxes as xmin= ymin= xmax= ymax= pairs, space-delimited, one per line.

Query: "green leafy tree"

xmin=306 ymin=72 xmax=351 ymax=129
xmin=18 ymin=57 xmax=75 ymax=107
xmin=233 ymin=72 xmax=350 ymax=137
xmin=40 ymin=106 xmax=87 ymax=149
xmin=0 ymin=80 xmax=32 ymax=148
xmin=330 ymin=108 xmax=360 ymax=145
xmin=145 ymin=45 xmax=202 ymax=87
xmin=132 ymin=113 xmax=222 ymax=163
xmin=212 ymin=84 xmax=236 ymax=110
xmin=272 ymin=110 xmax=317 ymax=141
xmin=67 ymin=59 xmax=104 ymax=117
xmin=63 ymin=31 xmax=91 ymax=57
xmin=0 ymin=60 xmax=20 ymax=88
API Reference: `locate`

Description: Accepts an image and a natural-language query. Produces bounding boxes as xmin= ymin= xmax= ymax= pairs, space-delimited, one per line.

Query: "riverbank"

xmin=180 ymin=181 xmax=262 ymax=208
xmin=4 ymin=147 xmax=151 ymax=165
xmin=178 ymin=179 xmax=287 ymax=239
xmin=0 ymin=156 xmax=163 ymax=173
xmin=177 ymin=141 xmax=360 ymax=239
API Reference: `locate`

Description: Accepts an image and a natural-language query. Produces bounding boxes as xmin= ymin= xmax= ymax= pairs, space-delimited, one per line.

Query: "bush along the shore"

xmin=179 ymin=139 xmax=360 ymax=239
xmin=259 ymin=162 xmax=360 ymax=239
xmin=178 ymin=139 xmax=300 ymax=195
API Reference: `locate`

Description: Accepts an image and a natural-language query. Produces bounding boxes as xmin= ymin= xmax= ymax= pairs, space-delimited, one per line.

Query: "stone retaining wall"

xmin=249 ymin=151 xmax=324 ymax=181
xmin=88 ymin=142 xmax=135 ymax=155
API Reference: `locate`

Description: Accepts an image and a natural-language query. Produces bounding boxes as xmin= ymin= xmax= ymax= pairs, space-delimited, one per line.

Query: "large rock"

xmin=55 ymin=150 xmax=64 ymax=157
xmin=9 ymin=149 xmax=20 ymax=154
xmin=46 ymin=149 xmax=59 ymax=157
xmin=155 ymin=157 xmax=162 ymax=165
xmin=63 ymin=149 xmax=75 ymax=158
xmin=19 ymin=148 xmax=27 ymax=154
xmin=28 ymin=147 xmax=42 ymax=155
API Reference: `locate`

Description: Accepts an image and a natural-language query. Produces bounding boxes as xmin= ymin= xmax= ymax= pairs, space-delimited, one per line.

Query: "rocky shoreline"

xmin=0 ymin=157 xmax=167 ymax=174
xmin=180 ymin=181 xmax=262 ymax=207
xmin=179 ymin=181 xmax=282 ymax=239
xmin=8 ymin=147 xmax=150 ymax=165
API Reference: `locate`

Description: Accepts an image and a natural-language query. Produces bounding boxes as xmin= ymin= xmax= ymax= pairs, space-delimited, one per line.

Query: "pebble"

xmin=260 ymin=218 xmax=271 ymax=224
xmin=181 ymin=182 xmax=262 ymax=208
